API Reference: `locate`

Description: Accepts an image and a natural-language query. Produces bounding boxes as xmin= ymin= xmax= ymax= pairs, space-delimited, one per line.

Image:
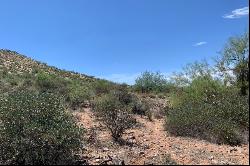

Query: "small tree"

xmin=170 ymin=60 xmax=213 ymax=87
xmin=94 ymin=80 xmax=113 ymax=95
xmin=134 ymin=71 xmax=168 ymax=93
xmin=166 ymin=77 xmax=249 ymax=145
xmin=112 ymin=83 xmax=132 ymax=105
xmin=67 ymin=82 xmax=94 ymax=110
xmin=216 ymin=31 xmax=249 ymax=95
xmin=93 ymin=94 xmax=136 ymax=141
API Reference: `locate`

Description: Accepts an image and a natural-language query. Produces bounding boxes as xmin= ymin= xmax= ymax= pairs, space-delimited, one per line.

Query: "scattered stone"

xmin=144 ymin=144 xmax=150 ymax=149
xmin=212 ymin=160 xmax=218 ymax=164
xmin=103 ymin=147 xmax=109 ymax=152
xmin=95 ymin=156 xmax=101 ymax=159
xmin=209 ymin=156 xmax=214 ymax=160
xmin=139 ymin=151 xmax=145 ymax=155
xmin=128 ymin=136 xmax=136 ymax=140
xmin=230 ymin=148 xmax=238 ymax=153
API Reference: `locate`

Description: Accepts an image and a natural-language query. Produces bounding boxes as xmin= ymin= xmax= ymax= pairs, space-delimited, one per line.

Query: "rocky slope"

xmin=0 ymin=49 xmax=95 ymax=82
xmin=74 ymin=108 xmax=249 ymax=165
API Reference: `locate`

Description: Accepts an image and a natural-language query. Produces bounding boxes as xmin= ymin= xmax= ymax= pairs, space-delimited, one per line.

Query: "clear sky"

xmin=0 ymin=0 xmax=249 ymax=84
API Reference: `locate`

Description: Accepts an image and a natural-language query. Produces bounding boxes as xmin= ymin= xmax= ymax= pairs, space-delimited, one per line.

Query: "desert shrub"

xmin=67 ymin=83 xmax=94 ymax=110
xmin=130 ymin=95 xmax=153 ymax=120
xmin=36 ymin=71 xmax=69 ymax=94
xmin=36 ymin=71 xmax=57 ymax=91
xmin=8 ymin=77 xmax=19 ymax=86
xmin=112 ymin=84 xmax=133 ymax=105
xmin=93 ymin=94 xmax=136 ymax=141
xmin=145 ymin=106 xmax=153 ymax=121
xmin=166 ymin=77 xmax=249 ymax=145
xmin=148 ymin=93 xmax=157 ymax=98
xmin=1 ymin=73 xmax=20 ymax=87
xmin=163 ymin=154 xmax=177 ymax=165
xmin=131 ymin=95 xmax=147 ymax=115
xmin=158 ymin=93 xmax=166 ymax=99
xmin=134 ymin=71 xmax=169 ymax=93
xmin=94 ymin=80 xmax=113 ymax=95
xmin=0 ymin=91 xmax=85 ymax=165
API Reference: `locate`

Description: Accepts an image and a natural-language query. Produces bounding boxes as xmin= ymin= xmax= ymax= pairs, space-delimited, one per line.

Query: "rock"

xmin=128 ymin=136 xmax=136 ymax=140
xmin=139 ymin=151 xmax=145 ymax=155
xmin=209 ymin=156 xmax=214 ymax=160
xmin=95 ymin=156 xmax=101 ymax=159
xmin=83 ymin=101 xmax=90 ymax=108
xmin=144 ymin=144 xmax=150 ymax=149
xmin=212 ymin=160 xmax=218 ymax=164
xmin=229 ymin=148 xmax=237 ymax=153
xmin=119 ymin=160 xmax=125 ymax=165
xmin=103 ymin=147 xmax=109 ymax=152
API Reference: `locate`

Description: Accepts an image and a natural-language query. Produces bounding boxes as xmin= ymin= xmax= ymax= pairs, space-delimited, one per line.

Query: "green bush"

xmin=131 ymin=95 xmax=147 ymax=115
xmin=67 ymin=83 xmax=94 ymax=110
xmin=36 ymin=71 xmax=69 ymax=95
xmin=93 ymin=80 xmax=113 ymax=95
xmin=130 ymin=96 xmax=153 ymax=120
xmin=158 ymin=93 xmax=166 ymax=99
xmin=36 ymin=71 xmax=57 ymax=91
xmin=93 ymin=94 xmax=136 ymax=141
xmin=0 ymin=91 xmax=85 ymax=165
xmin=166 ymin=77 xmax=249 ymax=145
xmin=134 ymin=71 xmax=169 ymax=93
xmin=112 ymin=84 xmax=132 ymax=105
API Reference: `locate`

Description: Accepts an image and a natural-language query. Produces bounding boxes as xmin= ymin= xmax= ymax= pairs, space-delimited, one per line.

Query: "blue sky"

xmin=0 ymin=0 xmax=248 ymax=84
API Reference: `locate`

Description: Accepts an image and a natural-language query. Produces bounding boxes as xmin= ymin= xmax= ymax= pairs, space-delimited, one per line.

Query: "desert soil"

xmin=73 ymin=108 xmax=249 ymax=165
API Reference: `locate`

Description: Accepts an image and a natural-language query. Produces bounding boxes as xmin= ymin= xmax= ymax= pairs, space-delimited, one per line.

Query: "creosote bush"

xmin=130 ymin=95 xmax=153 ymax=120
xmin=166 ymin=77 xmax=249 ymax=145
xmin=93 ymin=80 xmax=114 ymax=95
xmin=93 ymin=94 xmax=136 ymax=141
xmin=112 ymin=83 xmax=133 ymax=105
xmin=36 ymin=71 xmax=70 ymax=95
xmin=0 ymin=91 xmax=85 ymax=165
xmin=134 ymin=71 xmax=170 ymax=93
xmin=67 ymin=83 xmax=94 ymax=110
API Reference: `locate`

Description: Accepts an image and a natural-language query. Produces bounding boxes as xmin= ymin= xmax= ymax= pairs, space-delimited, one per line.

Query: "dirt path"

xmin=131 ymin=117 xmax=249 ymax=165
xmin=74 ymin=109 xmax=249 ymax=165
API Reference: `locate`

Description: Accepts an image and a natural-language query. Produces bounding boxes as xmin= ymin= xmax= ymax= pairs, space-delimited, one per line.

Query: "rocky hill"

xmin=0 ymin=49 xmax=119 ymax=97
xmin=0 ymin=49 xmax=96 ymax=82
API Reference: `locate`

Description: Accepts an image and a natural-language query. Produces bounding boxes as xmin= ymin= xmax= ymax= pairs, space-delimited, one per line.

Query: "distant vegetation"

xmin=132 ymin=31 xmax=249 ymax=145
xmin=134 ymin=71 xmax=173 ymax=93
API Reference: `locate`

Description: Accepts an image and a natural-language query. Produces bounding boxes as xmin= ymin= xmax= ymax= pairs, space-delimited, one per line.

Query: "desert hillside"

xmin=0 ymin=49 xmax=98 ymax=82
xmin=0 ymin=48 xmax=249 ymax=165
